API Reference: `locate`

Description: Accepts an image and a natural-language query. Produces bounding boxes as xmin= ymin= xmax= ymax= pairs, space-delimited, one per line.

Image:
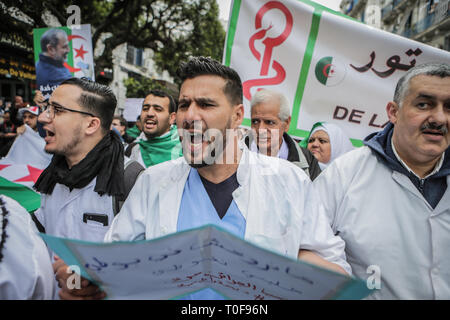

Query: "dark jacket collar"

xmin=364 ymin=123 xmax=450 ymax=178
xmin=39 ymin=53 xmax=65 ymax=68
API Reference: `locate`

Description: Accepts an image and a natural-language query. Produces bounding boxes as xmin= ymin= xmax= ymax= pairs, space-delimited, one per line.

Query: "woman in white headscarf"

xmin=300 ymin=122 xmax=354 ymax=170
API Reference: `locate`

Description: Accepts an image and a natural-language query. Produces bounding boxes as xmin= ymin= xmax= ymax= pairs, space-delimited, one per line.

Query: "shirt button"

xmin=431 ymin=267 xmax=439 ymax=275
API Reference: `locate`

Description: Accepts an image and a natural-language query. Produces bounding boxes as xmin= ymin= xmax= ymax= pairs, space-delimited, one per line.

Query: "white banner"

xmin=123 ymin=98 xmax=144 ymax=122
xmin=41 ymin=225 xmax=371 ymax=300
xmin=0 ymin=125 xmax=51 ymax=187
xmin=224 ymin=0 xmax=450 ymax=144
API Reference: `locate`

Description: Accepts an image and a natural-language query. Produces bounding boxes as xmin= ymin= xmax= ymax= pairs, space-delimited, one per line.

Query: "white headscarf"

xmin=310 ymin=122 xmax=354 ymax=170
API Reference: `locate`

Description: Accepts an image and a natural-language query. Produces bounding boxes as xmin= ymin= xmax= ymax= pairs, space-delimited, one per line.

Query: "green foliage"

xmin=153 ymin=0 xmax=226 ymax=84
xmin=124 ymin=77 xmax=179 ymax=99
xmin=1 ymin=0 xmax=226 ymax=85
xmin=124 ymin=77 xmax=162 ymax=98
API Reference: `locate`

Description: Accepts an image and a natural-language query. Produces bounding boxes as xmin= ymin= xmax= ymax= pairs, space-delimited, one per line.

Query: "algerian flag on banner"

xmin=224 ymin=0 xmax=450 ymax=145
xmin=0 ymin=126 xmax=52 ymax=212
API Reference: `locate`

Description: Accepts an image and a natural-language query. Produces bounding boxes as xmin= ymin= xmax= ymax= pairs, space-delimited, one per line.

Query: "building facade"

xmin=104 ymin=42 xmax=175 ymax=116
xmin=340 ymin=0 xmax=449 ymax=51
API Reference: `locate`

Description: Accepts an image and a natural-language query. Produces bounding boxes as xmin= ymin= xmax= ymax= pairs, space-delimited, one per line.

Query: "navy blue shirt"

xmin=199 ymin=172 xmax=239 ymax=219
xmin=36 ymin=53 xmax=72 ymax=99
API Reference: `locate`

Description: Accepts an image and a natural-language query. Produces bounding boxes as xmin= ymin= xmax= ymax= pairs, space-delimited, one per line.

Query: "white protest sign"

xmin=33 ymin=24 xmax=95 ymax=100
xmin=224 ymin=0 xmax=450 ymax=144
xmin=122 ymin=98 xmax=144 ymax=122
xmin=41 ymin=225 xmax=372 ymax=300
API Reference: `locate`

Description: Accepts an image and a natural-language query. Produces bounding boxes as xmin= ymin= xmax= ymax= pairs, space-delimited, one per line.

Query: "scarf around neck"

xmin=34 ymin=131 xmax=125 ymax=197
xmin=138 ymin=125 xmax=183 ymax=168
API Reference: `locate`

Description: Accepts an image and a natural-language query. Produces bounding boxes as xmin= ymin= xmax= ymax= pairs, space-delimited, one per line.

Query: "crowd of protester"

xmin=0 ymin=57 xmax=448 ymax=300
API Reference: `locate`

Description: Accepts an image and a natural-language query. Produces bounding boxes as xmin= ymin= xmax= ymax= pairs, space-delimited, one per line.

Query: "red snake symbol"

xmin=243 ymin=1 xmax=293 ymax=101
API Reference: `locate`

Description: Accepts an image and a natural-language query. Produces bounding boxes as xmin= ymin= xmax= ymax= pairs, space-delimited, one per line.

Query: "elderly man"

xmin=55 ymin=56 xmax=350 ymax=300
xmin=124 ymin=89 xmax=182 ymax=168
xmin=247 ymin=89 xmax=321 ymax=180
xmin=36 ymin=28 xmax=72 ymax=99
xmin=313 ymin=62 xmax=450 ymax=299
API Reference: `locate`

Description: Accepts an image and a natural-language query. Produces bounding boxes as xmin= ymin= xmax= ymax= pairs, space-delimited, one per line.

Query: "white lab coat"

xmin=313 ymin=146 xmax=450 ymax=299
xmin=105 ymin=145 xmax=351 ymax=274
xmin=0 ymin=196 xmax=54 ymax=299
xmin=35 ymin=178 xmax=114 ymax=242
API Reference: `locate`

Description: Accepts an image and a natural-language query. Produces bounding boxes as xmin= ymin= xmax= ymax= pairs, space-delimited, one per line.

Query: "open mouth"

xmin=144 ymin=119 xmax=157 ymax=129
xmin=44 ymin=128 xmax=55 ymax=144
xmin=187 ymin=131 xmax=205 ymax=147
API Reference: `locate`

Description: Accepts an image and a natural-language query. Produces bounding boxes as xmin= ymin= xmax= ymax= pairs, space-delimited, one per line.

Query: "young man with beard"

xmin=55 ymin=57 xmax=350 ymax=300
xmin=125 ymin=90 xmax=182 ymax=167
xmin=33 ymin=77 xmax=125 ymax=246
xmin=313 ymin=62 xmax=450 ymax=299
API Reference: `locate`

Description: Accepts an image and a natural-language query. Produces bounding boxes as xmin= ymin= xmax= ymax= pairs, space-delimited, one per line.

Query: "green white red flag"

xmin=223 ymin=0 xmax=450 ymax=145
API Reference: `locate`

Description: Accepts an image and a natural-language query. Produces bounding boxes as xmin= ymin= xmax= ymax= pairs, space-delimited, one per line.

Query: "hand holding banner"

xmin=41 ymin=225 xmax=372 ymax=300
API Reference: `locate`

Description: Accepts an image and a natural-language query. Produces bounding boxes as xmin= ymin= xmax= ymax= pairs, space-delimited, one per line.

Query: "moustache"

xmin=420 ymin=122 xmax=448 ymax=135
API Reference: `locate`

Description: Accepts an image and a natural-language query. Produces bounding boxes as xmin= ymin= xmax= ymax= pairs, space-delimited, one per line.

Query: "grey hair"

xmin=40 ymin=28 xmax=67 ymax=52
xmin=250 ymin=89 xmax=291 ymax=121
xmin=394 ymin=62 xmax=450 ymax=107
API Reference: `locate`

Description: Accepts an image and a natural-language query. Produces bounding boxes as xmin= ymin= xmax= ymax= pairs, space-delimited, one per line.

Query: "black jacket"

xmin=244 ymin=132 xmax=321 ymax=181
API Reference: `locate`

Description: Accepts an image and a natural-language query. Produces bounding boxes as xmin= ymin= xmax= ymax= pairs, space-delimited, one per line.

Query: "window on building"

xmin=135 ymin=48 xmax=143 ymax=67
xmin=126 ymin=45 xmax=144 ymax=67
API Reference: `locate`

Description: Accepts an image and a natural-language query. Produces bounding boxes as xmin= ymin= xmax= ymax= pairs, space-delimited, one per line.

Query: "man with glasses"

xmin=33 ymin=77 xmax=125 ymax=250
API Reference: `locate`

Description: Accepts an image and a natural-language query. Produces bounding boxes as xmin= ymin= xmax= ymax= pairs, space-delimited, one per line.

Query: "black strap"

xmin=31 ymin=213 xmax=46 ymax=233
xmin=113 ymin=160 xmax=145 ymax=216
xmin=124 ymin=142 xmax=138 ymax=158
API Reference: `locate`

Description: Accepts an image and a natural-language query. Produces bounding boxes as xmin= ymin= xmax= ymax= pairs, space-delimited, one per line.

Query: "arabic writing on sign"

xmin=81 ymin=234 xmax=317 ymax=299
xmin=350 ymin=48 xmax=423 ymax=78
xmin=171 ymin=271 xmax=286 ymax=300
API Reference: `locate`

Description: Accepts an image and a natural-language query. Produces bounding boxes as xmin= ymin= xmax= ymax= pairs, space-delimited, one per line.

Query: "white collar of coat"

xmin=168 ymin=138 xmax=250 ymax=187
xmin=391 ymin=138 xmax=444 ymax=179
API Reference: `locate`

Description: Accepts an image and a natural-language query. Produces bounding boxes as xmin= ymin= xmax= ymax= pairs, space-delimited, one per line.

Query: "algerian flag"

xmin=224 ymin=0 xmax=450 ymax=145
xmin=0 ymin=126 xmax=52 ymax=212
xmin=314 ymin=56 xmax=346 ymax=87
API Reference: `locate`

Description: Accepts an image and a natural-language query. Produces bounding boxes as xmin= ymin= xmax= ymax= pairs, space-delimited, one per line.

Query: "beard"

xmin=181 ymin=119 xmax=232 ymax=168
xmin=48 ymin=125 xmax=83 ymax=157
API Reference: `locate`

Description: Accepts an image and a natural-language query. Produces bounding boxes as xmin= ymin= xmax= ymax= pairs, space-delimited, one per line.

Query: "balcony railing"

xmin=400 ymin=0 xmax=449 ymax=38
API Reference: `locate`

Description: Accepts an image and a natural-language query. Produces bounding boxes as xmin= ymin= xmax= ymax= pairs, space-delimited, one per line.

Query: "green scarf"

xmin=299 ymin=121 xmax=324 ymax=148
xmin=138 ymin=125 xmax=183 ymax=168
xmin=126 ymin=125 xmax=141 ymax=139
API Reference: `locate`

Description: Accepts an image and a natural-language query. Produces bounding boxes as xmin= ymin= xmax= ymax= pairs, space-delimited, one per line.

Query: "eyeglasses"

xmin=41 ymin=101 xmax=96 ymax=120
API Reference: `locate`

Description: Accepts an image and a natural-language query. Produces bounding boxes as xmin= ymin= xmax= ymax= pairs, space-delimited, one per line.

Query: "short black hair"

xmin=40 ymin=28 xmax=67 ymax=52
xmin=177 ymin=56 xmax=243 ymax=105
xmin=113 ymin=115 xmax=128 ymax=128
xmin=60 ymin=77 xmax=117 ymax=134
xmin=147 ymin=89 xmax=177 ymax=113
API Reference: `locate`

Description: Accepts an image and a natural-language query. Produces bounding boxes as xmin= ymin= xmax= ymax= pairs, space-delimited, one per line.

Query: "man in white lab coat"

xmin=55 ymin=57 xmax=350 ymax=300
xmin=34 ymin=77 xmax=124 ymax=243
xmin=313 ymin=62 xmax=450 ymax=299
xmin=0 ymin=195 xmax=54 ymax=299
